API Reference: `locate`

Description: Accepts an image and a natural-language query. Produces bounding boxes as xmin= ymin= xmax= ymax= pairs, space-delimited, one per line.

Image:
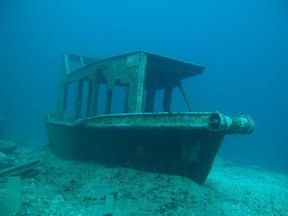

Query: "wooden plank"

xmin=103 ymin=194 xmax=114 ymax=216
xmin=0 ymin=176 xmax=21 ymax=215
xmin=0 ymin=159 xmax=40 ymax=182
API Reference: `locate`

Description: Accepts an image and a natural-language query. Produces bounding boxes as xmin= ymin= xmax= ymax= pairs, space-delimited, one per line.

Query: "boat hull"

xmin=46 ymin=117 xmax=224 ymax=184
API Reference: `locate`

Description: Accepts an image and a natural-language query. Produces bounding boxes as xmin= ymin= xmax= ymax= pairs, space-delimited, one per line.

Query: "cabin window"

xmin=144 ymin=85 xmax=191 ymax=113
xmin=153 ymin=89 xmax=165 ymax=112
xmin=96 ymin=84 xmax=129 ymax=115
xmin=171 ymin=87 xmax=190 ymax=112
xmin=64 ymin=80 xmax=91 ymax=120
xmin=111 ymin=85 xmax=129 ymax=114
xmin=64 ymin=82 xmax=76 ymax=119
xmin=97 ymin=84 xmax=107 ymax=115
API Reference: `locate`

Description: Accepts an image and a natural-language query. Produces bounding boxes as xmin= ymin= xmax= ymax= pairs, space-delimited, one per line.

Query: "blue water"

xmin=0 ymin=0 xmax=287 ymax=174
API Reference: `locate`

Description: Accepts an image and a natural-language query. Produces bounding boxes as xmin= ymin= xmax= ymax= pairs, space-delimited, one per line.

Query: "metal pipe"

xmin=208 ymin=112 xmax=255 ymax=134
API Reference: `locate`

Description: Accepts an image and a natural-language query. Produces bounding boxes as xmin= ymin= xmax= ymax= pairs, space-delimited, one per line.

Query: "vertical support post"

xmin=64 ymin=53 xmax=70 ymax=73
xmin=86 ymin=79 xmax=92 ymax=117
xmin=80 ymin=56 xmax=84 ymax=67
xmin=163 ymin=86 xmax=173 ymax=112
xmin=88 ymin=70 xmax=100 ymax=117
xmin=54 ymin=54 xmax=69 ymax=120
xmin=144 ymin=87 xmax=156 ymax=112
xmin=123 ymin=86 xmax=129 ymax=113
xmin=75 ymin=80 xmax=83 ymax=119
xmin=127 ymin=52 xmax=147 ymax=113
xmin=178 ymin=81 xmax=195 ymax=112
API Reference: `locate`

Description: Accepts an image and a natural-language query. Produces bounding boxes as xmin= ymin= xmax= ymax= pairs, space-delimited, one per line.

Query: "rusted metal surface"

xmin=46 ymin=51 xmax=254 ymax=184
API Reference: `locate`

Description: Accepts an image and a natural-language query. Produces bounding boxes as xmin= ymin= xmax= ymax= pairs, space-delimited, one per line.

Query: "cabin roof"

xmin=145 ymin=52 xmax=204 ymax=79
xmin=95 ymin=51 xmax=205 ymax=80
xmin=65 ymin=51 xmax=204 ymax=82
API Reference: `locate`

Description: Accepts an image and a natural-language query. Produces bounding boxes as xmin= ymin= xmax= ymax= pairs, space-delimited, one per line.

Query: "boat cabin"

xmin=55 ymin=51 xmax=203 ymax=121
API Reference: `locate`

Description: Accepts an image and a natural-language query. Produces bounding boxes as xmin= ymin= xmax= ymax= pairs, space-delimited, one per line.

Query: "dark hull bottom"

xmin=46 ymin=122 xmax=224 ymax=184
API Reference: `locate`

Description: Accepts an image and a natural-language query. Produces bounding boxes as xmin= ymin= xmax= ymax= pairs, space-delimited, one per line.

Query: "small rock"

xmin=0 ymin=139 xmax=17 ymax=154
xmin=223 ymin=160 xmax=234 ymax=168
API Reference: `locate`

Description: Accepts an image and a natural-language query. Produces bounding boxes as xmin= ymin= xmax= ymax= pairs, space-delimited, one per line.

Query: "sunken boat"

xmin=46 ymin=51 xmax=254 ymax=184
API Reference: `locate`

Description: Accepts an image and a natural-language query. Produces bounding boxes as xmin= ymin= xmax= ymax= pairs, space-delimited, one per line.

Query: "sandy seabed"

xmin=0 ymin=145 xmax=287 ymax=216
